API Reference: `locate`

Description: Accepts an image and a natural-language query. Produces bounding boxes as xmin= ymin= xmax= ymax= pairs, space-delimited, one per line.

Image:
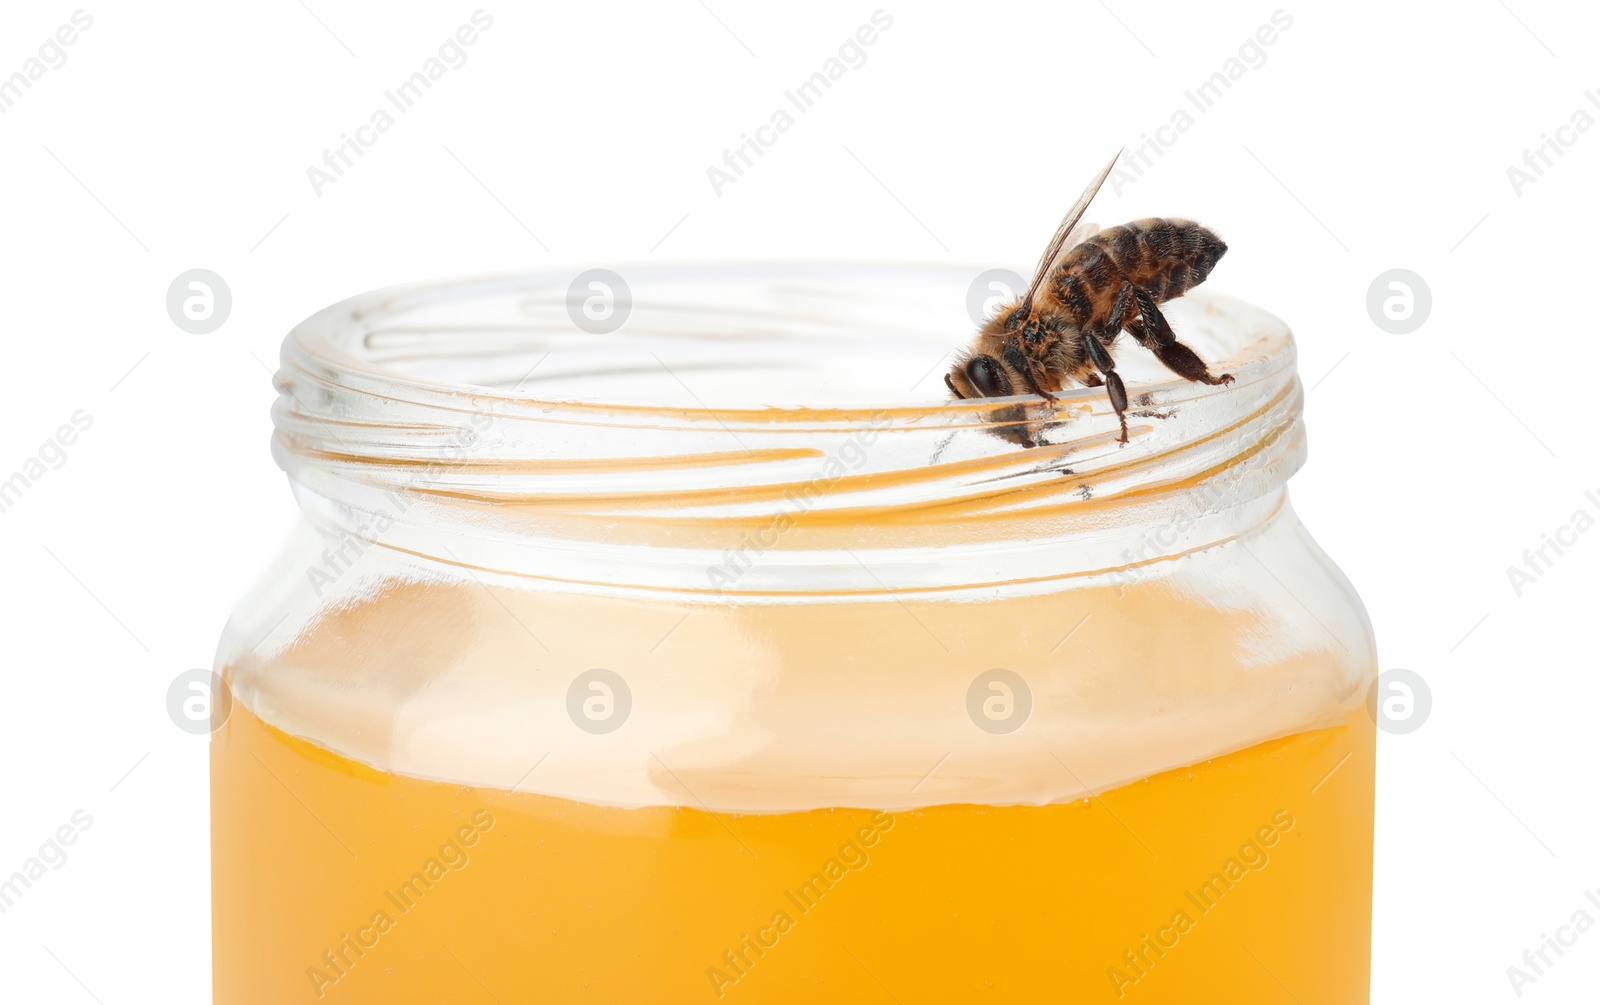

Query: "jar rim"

xmin=271 ymin=262 xmax=1305 ymax=595
xmin=279 ymin=260 xmax=1293 ymax=415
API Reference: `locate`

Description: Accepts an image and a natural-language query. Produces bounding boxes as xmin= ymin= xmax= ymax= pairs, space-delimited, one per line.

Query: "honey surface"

xmin=212 ymin=700 xmax=1373 ymax=1003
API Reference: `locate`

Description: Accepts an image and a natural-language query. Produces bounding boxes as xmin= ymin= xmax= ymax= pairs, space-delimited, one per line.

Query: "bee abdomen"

xmin=1135 ymin=218 xmax=1226 ymax=301
xmin=1083 ymin=218 xmax=1227 ymax=303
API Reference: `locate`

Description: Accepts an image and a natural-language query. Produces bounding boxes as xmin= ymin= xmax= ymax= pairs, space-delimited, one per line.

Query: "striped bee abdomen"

xmin=1117 ymin=218 xmax=1226 ymax=302
xmin=1052 ymin=218 xmax=1228 ymax=325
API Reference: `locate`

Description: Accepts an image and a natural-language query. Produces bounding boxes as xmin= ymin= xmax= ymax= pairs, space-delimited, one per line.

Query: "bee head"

xmin=944 ymin=352 xmax=1019 ymax=400
xmin=943 ymin=353 xmax=1037 ymax=446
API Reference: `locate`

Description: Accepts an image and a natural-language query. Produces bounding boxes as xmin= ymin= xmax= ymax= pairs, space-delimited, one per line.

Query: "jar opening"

xmin=272 ymin=263 xmax=1304 ymax=595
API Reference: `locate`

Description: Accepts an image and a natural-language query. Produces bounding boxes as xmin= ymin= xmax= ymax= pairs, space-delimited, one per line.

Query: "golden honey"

xmin=217 ymin=268 xmax=1376 ymax=1002
xmin=213 ymin=701 xmax=1372 ymax=1003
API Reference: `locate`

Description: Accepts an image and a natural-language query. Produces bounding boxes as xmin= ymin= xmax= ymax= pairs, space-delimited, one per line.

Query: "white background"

xmin=1 ymin=1 xmax=1596 ymax=1001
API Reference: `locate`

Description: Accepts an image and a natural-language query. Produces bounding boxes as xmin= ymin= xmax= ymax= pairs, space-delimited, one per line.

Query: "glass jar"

xmin=212 ymin=263 xmax=1375 ymax=1004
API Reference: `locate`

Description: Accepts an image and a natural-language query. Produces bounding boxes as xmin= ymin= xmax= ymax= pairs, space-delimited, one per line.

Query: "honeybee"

xmin=946 ymin=152 xmax=1234 ymax=445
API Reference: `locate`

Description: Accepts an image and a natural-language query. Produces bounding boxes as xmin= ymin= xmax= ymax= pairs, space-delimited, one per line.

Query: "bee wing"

xmin=1063 ymin=219 xmax=1101 ymax=248
xmin=1021 ymin=150 xmax=1121 ymax=315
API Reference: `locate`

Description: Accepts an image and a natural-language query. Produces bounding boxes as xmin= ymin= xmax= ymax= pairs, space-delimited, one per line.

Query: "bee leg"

xmin=1081 ymin=329 xmax=1129 ymax=444
xmin=1104 ymin=281 xmax=1137 ymax=343
xmin=992 ymin=343 xmax=1056 ymax=450
xmin=1131 ymin=287 xmax=1234 ymax=386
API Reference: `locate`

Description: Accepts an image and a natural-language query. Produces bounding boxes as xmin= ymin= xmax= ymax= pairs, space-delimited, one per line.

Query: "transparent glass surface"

xmin=212 ymin=263 xmax=1376 ymax=1003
